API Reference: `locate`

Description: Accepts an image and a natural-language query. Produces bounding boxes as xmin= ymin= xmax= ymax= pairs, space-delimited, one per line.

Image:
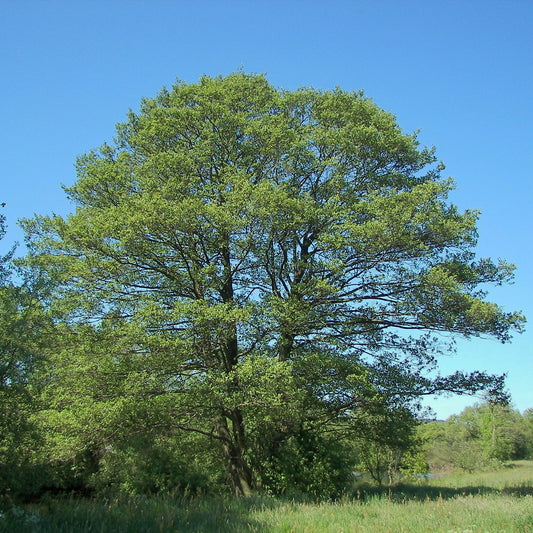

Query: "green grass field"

xmin=2 ymin=461 xmax=532 ymax=532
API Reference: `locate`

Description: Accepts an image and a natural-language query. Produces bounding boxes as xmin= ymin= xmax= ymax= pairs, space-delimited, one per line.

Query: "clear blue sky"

xmin=1 ymin=0 xmax=531 ymax=419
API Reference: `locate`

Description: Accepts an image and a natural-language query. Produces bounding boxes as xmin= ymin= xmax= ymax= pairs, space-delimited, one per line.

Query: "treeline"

xmin=354 ymin=402 xmax=533 ymax=487
xmin=420 ymin=403 xmax=533 ymax=472
xmin=0 ymin=73 xmax=527 ymax=502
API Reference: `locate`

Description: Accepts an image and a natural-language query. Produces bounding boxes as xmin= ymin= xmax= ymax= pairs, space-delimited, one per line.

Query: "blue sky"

xmin=1 ymin=0 xmax=531 ymax=419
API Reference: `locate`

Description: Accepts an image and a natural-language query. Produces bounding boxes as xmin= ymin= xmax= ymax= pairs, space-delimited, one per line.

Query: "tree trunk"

xmin=278 ymin=332 xmax=294 ymax=362
xmin=216 ymin=239 xmax=255 ymax=495
xmin=216 ymin=414 xmax=254 ymax=497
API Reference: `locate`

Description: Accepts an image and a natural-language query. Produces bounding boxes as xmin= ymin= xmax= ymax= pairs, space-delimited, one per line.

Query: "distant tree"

xmin=523 ymin=409 xmax=533 ymax=458
xmin=478 ymin=401 xmax=528 ymax=461
xmin=22 ymin=73 xmax=524 ymax=495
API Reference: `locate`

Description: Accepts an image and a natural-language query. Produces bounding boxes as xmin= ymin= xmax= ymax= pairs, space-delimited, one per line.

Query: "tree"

xmin=523 ymin=409 xmax=533 ymax=459
xmin=477 ymin=399 xmax=528 ymax=462
xmin=22 ymin=73 xmax=524 ymax=495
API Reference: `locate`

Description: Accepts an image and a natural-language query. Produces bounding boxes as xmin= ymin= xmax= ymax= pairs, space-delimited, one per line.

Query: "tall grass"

xmin=2 ymin=461 xmax=532 ymax=532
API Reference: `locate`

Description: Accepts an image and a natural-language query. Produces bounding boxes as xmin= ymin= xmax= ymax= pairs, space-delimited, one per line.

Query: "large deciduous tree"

xmin=23 ymin=73 xmax=524 ymax=495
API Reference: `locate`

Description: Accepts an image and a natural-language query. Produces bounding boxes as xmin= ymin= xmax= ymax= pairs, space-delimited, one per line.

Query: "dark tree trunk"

xmin=216 ymin=413 xmax=254 ymax=497
xmin=277 ymin=332 xmax=294 ymax=362
xmin=214 ymin=239 xmax=255 ymax=495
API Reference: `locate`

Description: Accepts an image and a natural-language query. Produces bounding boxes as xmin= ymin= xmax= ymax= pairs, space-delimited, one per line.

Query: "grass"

xmin=1 ymin=461 xmax=532 ymax=532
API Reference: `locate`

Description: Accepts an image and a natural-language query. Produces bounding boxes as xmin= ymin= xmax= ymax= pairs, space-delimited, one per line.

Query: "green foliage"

xmin=88 ymin=433 xmax=213 ymax=496
xmin=352 ymin=406 xmax=424 ymax=485
xmin=251 ymin=428 xmax=354 ymax=498
xmin=0 ymin=210 xmax=51 ymax=498
xmin=19 ymin=73 xmax=525 ymax=496
xmin=523 ymin=409 xmax=533 ymax=458
xmin=419 ymin=402 xmax=533 ymax=472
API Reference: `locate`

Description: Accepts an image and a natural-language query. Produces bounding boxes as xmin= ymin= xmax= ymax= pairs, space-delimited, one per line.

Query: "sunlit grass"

xmin=248 ymin=493 xmax=533 ymax=532
xmin=429 ymin=459 xmax=533 ymax=491
xmin=1 ymin=461 xmax=532 ymax=532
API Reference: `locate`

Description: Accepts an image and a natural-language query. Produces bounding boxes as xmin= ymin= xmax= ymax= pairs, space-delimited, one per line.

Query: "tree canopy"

xmin=22 ymin=73 xmax=524 ymax=496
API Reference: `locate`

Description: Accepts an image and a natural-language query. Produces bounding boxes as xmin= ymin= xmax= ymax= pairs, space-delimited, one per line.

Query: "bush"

xmin=88 ymin=435 xmax=213 ymax=496
xmin=251 ymin=429 xmax=354 ymax=499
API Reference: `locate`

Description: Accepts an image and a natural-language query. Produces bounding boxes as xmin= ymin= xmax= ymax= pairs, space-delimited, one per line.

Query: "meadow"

xmin=1 ymin=461 xmax=532 ymax=532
